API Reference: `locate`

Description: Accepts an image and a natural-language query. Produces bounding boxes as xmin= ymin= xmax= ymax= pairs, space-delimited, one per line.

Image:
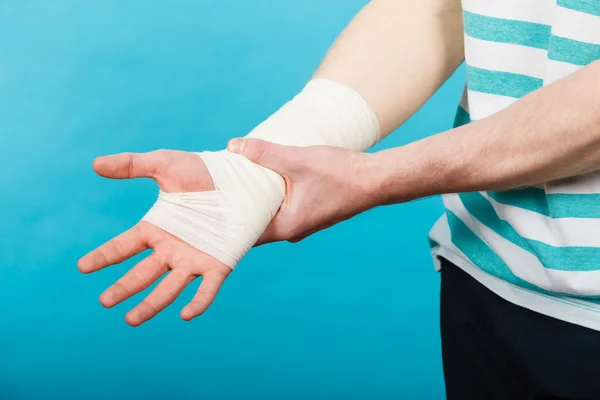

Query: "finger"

xmin=92 ymin=150 xmax=168 ymax=180
xmin=181 ymin=272 xmax=227 ymax=321
xmin=227 ymin=138 xmax=301 ymax=174
xmin=78 ymin=225 xmax=147 ymax=274
xmin=99 ymin=252 xmax=170 ymax=308
xmin=125 ymin=269 xmax=194 ymax=326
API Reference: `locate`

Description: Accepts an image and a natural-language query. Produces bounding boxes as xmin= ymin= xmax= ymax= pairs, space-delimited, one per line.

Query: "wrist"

xmin=368 ymin=136 xmax=458 ymax=205
xmin=358 ymin=150 xmax=417 ymax=207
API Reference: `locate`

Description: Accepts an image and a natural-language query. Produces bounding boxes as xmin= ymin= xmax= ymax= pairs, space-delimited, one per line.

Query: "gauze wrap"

xmin=142 ymin=78 xmax=380 ymax=268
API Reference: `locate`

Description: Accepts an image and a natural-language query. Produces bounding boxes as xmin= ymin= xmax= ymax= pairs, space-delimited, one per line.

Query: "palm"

xmin=78 ymin=150 xmax=231 ymax=326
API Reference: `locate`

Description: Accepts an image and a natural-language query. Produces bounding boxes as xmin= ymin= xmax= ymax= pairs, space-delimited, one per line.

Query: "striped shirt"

xmin=429 ymin=0 xmax=600 ymax=330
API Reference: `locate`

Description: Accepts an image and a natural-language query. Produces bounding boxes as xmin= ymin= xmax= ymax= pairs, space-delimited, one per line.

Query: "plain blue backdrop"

xmin=0 ymin=1 xmax=465 ymax=399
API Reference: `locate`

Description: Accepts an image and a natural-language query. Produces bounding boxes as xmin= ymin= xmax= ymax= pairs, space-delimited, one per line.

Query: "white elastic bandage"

xmin=142 ymin=78 xmax=380 ymax=268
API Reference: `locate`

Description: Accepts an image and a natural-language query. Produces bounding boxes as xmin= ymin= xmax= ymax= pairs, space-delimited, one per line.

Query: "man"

xmin=78 ymin=0 xmax=600 ymax=398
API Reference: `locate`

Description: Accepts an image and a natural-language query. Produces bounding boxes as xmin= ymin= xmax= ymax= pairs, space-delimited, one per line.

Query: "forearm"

xmin=315 ymin=0 xmax=465 ymax=136
xmin=372 ymin=60 xmax=600 ymax=203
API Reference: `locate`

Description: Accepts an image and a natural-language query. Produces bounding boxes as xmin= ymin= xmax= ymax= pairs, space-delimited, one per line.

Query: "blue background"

xmin=0 ymin=1 xmax=464 ymax=399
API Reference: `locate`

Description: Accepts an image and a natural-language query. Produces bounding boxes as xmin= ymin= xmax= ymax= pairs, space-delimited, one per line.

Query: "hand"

xmin=227 ymin=138 xmax=383 ymax=245
xmin=78 ymin=150 xmax=231 ymax=326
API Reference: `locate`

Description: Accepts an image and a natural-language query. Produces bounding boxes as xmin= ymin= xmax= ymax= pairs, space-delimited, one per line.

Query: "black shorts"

xmin=440 ymin=257 xmax=600 ymax=400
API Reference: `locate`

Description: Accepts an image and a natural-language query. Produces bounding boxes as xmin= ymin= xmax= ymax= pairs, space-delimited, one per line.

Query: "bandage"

xmin=142 ymin=78 xmax=380 ymax=268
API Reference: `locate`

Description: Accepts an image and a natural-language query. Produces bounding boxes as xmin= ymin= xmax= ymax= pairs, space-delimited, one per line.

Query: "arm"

xmin=234 ymin=0 xmax=464 ymax=151
xmin=314 ymin=0 xmax=464 ymax=136
xmin=79 ymin=0 xmax=464 ymax=325
xmin=374 ymin=60 xmax=600 ymax=203
xmin=230 ymin=59 xmax=600 ymax=245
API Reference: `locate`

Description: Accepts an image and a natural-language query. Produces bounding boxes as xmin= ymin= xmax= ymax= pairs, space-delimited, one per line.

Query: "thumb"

xmin=93 ymin=150 xmax=167 ymax=181
xmin=227 ymin=138 xmax=297 ymax=174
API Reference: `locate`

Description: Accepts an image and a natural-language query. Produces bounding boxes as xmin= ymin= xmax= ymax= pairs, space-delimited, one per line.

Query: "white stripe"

xmin=444 ymin=193 xmax=600 ymax=295
xmin=564 ymin=296 xmax=600 ymax=311
xmin=482 ymin=192 xmax=600 ymax=247
xmin=465 ymin=35 xmax=548 ymax=78
xmin=553 ymin=5 xmax=600 ymax=45
xmin=466 ymin=90 xmax=517 ymax=120
xmin=546 ymin=170 xmax=600 ymax=194
xmin=430 ymin=216 xmax=600 ymax=332
xmin=459 ymin=86 xmax=469 ymax=112
xmin=462 ymin=0 xmax=555 ymax=25
xmin=544 ymin=58 xmax=583 ymax=84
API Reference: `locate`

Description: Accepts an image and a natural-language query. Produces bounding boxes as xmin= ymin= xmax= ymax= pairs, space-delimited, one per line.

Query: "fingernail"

xmin=228 ymin=138 xmax=245 ymax=154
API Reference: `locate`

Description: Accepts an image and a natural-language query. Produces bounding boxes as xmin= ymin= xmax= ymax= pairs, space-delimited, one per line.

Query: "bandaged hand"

xmin=78 ymin=150 xmax=234 ymax=326
xmin=78 ymin=79 xmax=380 ymax=325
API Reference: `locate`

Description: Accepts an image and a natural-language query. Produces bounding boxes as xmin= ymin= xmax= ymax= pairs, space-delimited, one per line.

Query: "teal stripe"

xmin=549 ymin=35 xmax=600 ymax=66
xmin=548 ymin=193 xmax=600 ymax=218
xmin=463 ymin=11 xmax=551 ymax=49
xmin=447 ymin=209 xmax=545 ymax=286
xmin=446 ymin=209 xmax=600 ymax=303
xmin=466 ymin=66 xmax=543 ymax=98
xmin=460 ymin=192 xmax=600 ymax=271
xmin=488 ymin=188 xmax=600 ymax=218
xmin=487 ymin=188 xmax=550 ymax=216
xmin=558 ymin=0 xmax=600 ymax=16
xmin=453 ymin=105 xmax=471 ymax=128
